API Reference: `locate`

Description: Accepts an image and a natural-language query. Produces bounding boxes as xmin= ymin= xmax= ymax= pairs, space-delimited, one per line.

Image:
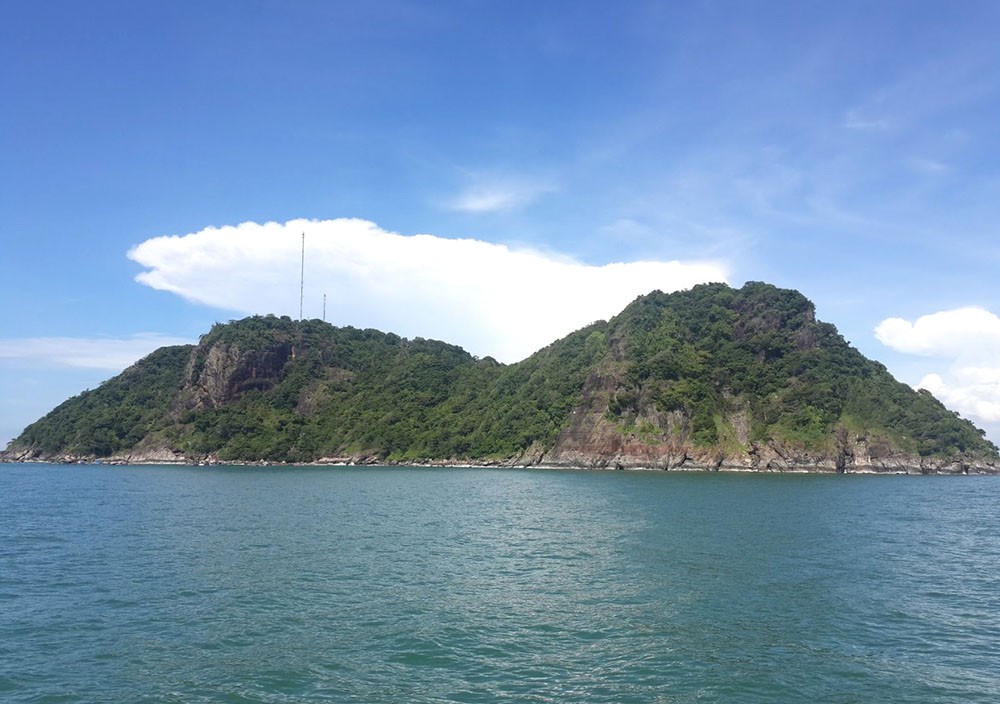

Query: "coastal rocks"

xmin=110 ymin=447 xmax=188 ymax=465
xmin=535 ymin=408 xmax=997 ymax=474
xmin=1 ymin=446 xmax=45 ymax=463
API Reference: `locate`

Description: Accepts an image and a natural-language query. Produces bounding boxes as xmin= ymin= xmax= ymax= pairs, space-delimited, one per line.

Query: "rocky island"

xmin=5 ymin=282 xmax=998 ymax=473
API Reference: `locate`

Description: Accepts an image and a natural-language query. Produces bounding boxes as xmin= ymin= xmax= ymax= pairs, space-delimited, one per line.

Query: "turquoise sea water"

xmin=1 ymin=464 xmax=999 ymax=703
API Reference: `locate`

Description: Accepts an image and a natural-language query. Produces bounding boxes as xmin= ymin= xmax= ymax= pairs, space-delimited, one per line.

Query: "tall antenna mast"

xmin=299 ymin=232 xmax=305 ymax=320
xmin=323 ymin=293 xmax=327 ymax=322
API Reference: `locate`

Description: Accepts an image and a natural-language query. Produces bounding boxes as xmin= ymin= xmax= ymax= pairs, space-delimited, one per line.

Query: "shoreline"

xmin=2 ymin=456 xmax=995 ymax=475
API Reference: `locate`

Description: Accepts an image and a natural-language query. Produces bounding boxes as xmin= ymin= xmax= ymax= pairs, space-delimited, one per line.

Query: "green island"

xmin=5 ymin=282 xmax=997 ymax=473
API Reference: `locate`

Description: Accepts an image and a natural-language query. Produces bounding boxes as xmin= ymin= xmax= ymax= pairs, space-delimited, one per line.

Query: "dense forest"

xmin=7 ymin=283 xmax=997 ymax=470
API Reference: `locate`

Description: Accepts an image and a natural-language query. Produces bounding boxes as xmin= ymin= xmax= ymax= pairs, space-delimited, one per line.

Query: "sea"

xmin=1 ymin=464 xmax=998 ymax=703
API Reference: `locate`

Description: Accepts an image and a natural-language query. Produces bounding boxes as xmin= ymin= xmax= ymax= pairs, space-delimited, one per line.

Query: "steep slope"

xmin=5 ymin=283 xmax=997 ymax=472
xmin=546 ymin=283 xmax=997 ymax=471
xmin=9 ymin=344 xmax=193 ymax=459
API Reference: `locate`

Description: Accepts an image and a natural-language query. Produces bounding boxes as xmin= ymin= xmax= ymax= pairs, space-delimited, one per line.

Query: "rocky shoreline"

xmin=3 ymin=446 xmax=996 ymax=475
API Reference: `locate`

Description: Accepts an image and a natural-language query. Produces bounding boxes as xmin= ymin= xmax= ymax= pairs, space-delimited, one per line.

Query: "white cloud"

xmin=908 ymin=157 xmax=950 ymax=175
xmin=0 ymin=334 xmax=192 ymax=371
xmin=446 ymin=176 xmax=554 ymax=213
xmin=918 ymin=369 xmax=1000 ymax=424
xmin=600 ymin=218 xmax=658 ymax=241
xmin=843 ymin=111 xmax=893 ymax=132
xmin=874 ymin=307 xmax=1000 ymax=358
xmin=128 ymin=218 xmax=727 ymax=362
xmin=875 ymin=307 xmax=1000 ymax=432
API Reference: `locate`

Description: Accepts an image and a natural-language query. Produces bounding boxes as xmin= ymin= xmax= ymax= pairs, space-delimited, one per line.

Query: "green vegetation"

xmin=7 ymin=284 xmax=997 ymax=465
xmin=606 ymin=282 xmax=993 ymax=457
xmin=15 ymin=344 xmax=193 ymax=456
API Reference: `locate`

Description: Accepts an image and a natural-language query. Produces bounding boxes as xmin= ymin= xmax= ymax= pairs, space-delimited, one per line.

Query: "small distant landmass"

xmin=4 ymin=282 xmax=997 ymax=473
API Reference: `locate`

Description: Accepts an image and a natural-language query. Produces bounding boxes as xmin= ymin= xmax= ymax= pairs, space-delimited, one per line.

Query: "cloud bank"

xmin=876 ymin=307 xmax=1000 ymax=425
xmin=0 ymin=334 xmax=192 ymax=371
xmin=128 ymin=218 xmax=727 ymax=362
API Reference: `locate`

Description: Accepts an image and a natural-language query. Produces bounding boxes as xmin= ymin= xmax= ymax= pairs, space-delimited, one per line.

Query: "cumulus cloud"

xmin=128 ymin=218 xmax=727 ymax=362
xmin=875 ymin=307 xmax=1000 ymax=358
xmin=0 ymin=334 xmax=192 ymax=370
xmin=918 ymin=370 xmax=1000 ymax=424
xmin=876 ymin=307 xmax=1000 ymax=428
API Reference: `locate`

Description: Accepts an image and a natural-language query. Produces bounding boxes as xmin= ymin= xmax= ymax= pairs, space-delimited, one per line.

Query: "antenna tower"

xmin=299 ymin=232 xmax=305 ymax=320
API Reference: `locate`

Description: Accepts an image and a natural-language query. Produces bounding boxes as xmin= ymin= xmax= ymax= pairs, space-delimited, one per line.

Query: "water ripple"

xmin=1 ymin=466 xmax=999 ymax=702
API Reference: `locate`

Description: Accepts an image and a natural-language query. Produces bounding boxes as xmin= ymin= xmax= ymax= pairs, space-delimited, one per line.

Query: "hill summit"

xmin=6 ymin=283 xmax=997 ymax=473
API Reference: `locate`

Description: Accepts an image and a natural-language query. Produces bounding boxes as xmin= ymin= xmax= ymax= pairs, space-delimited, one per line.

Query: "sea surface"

xmin=1 ymin=464 xmax=999 ymax=703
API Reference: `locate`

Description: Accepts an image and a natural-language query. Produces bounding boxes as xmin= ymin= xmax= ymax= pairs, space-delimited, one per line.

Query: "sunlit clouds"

xmin=875 ymin=308 xmax=1000 ymax=358
xmin=876 ymin=307 xmax=1000 ymax=426
xmin=128 ymin=218 xmax=728 ymax=362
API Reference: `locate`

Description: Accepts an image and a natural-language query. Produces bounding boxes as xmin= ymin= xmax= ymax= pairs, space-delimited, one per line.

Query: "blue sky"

xmin=3 ymin=1 xmax=1000 ymax=446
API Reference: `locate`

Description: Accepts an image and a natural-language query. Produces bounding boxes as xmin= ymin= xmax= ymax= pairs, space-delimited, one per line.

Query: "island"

xmin=4 ymin=282 xmax=997 ymax=473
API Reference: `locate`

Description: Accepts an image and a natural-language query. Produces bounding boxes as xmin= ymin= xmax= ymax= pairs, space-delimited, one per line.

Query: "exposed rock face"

xmin=542 ymin=372 xmax=713 ymax=470
xmin=180 ymin=341 xmax=293 ymax=411
xmin=3 ymin=446 xmax=35 ymax=462
xmin=541 ymin=412 xmax=997 ymax=474
xmin=109 ymin=447 xmax=188 ymax=465
xmin=532 ymin=364 xmax=997 ymax=474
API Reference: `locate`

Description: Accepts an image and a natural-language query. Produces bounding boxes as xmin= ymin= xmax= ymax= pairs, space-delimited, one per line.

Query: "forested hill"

xmin=6 ymin=282 xmax=998 ymax=473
